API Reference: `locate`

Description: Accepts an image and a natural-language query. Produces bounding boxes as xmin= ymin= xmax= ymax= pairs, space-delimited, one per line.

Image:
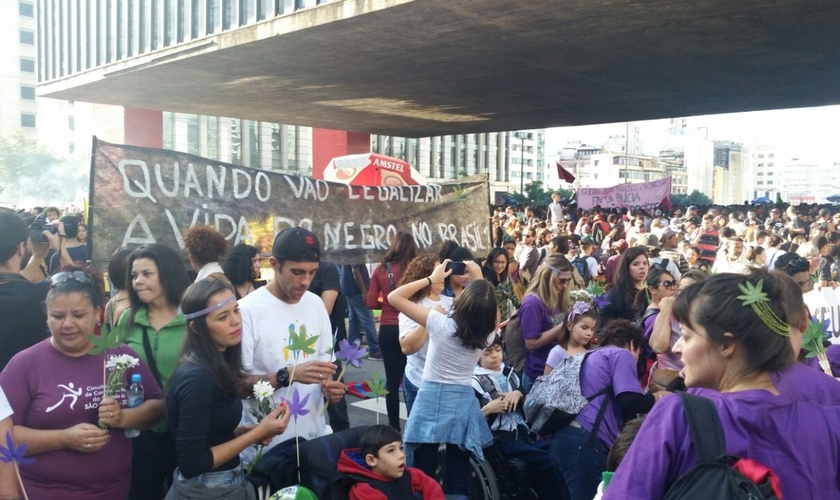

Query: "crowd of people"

xmin=1 ymin=196 xmax=840 ymax=500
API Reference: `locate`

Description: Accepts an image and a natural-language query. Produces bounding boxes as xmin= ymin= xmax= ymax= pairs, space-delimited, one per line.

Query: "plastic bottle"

xmin=124 ymin=373 xmax=144 ymax=438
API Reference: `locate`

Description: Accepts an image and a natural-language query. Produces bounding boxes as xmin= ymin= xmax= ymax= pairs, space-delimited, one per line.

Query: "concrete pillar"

xmin=311 ymin=128 xmax=370 ymax=179
xmin=123 ymin=107 xmax=162 ymax=148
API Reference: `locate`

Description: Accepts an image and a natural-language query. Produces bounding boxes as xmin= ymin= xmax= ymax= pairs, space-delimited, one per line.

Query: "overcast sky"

xmin=545 ymin=104 xmax=840 ymax=164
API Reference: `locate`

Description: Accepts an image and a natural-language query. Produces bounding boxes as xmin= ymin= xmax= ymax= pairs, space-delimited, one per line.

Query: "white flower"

xmin=253 ymin=380 xmax=274 ymax=401
xmin=569 ymin=289 xmax=592 ymax=302
xmin=105 ymin=354 xmax=140 ymax=370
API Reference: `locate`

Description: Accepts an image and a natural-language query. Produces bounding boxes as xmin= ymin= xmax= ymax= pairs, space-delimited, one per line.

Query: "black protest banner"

xmin=89 ymin=138 xmax=491 ymax=266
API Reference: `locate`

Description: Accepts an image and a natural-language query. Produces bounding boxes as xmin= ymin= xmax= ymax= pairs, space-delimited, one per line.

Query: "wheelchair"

xmin=249 ymin=426 xmax=542 ymax=499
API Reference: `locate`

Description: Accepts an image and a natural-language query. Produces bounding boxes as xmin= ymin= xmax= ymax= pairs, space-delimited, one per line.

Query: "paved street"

xmin=330 ymin=357 xmax=408 ymax=430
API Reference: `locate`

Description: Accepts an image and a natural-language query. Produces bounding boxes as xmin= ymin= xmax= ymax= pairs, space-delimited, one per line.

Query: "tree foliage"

xmin=0 ymin=134 xmax=89 ymax=205
xmin=510 ymin=181 xmax=573 ymax=206
xmin=670 ymin=190 xmax=713 ymax=207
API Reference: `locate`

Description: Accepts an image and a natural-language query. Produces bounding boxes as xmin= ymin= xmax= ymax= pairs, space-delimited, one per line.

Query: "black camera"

xmin=28 ymin=213 xmax=57 ymax=243
xmin=446 ymin=261 xmax=467 ymax=275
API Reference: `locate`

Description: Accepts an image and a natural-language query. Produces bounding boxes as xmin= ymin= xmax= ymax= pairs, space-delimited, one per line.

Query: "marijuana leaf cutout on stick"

xmin=88 ymin=328 xmax=122 ymax=355
xmin=366 ymin=372 xmax=389 ymax=397
xmin=283 ymin=388 xmax=311 ymax=423
xmin=336 ymin=339 xmax=367 ymax=369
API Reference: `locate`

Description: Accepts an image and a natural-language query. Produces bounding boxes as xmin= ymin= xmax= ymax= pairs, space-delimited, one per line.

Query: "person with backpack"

xmin=367 ymin=233 xmax=418 ymax=431
xmin=517 ymin=254 xmax=574 ymax=392
xmin=604 ymin=270 xmax=840 ymax=499
xmin=543 ymin=301 xmax=596 ymax=374
xmin=572 ymin=237 xmax=599 ymax=288
xmin=546 ymin=318 xmax=665 ymax=500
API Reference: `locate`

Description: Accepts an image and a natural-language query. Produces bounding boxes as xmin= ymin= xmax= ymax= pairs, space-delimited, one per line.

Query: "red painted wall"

xmin=123 ymin=107 xmax=163 ymax=148
xmin=311 ymin=128 xmax=370 ymax=179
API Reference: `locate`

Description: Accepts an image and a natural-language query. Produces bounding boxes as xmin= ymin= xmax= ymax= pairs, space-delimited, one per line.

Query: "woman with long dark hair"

xmin=388 ymin=260 xmax=497 ymax=497
xmin=599 ymin=247 xmax=648 ymax=325
xmin=117 ymin=243 xmax=191 ymax=499
xmin=166 ymin=279 xmax=289 ymax=498
xmin=482 ymin=247 xmax=520 ymax=322
xmin=366 ymin=232 xmax=418 ymax=430
xmin=222 ymin=244 xmax=263 ymax=299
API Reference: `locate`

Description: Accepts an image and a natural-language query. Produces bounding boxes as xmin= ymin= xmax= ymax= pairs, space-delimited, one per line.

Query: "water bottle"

xmin=124 ymin=374 xmax=144 ymax=438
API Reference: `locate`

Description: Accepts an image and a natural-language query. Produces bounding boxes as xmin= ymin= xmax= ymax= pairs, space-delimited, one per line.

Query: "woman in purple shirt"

xmin=0 ymin=264 xmax=165 ymax=500
xmin=549 ymin=318 xmax=663 ymax=500
xmin=517 ymin=254 xmax=573 ymax=392
xmin=605 ymin=270 xmax=840 ymax=499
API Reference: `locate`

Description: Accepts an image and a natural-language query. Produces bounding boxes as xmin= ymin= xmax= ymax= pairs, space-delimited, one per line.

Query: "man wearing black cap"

xmin=238 ymin=227 xmax=346 ymax=466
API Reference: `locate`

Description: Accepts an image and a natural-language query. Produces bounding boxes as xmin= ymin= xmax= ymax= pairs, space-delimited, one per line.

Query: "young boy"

xmin=472 ymin=335 xmax=567 ymax=499
xmin=338 ymin=425 xmax=444 ymax=500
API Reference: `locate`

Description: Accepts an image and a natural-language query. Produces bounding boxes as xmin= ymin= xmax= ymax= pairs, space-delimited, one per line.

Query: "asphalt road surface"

xmin=330 ymin=357 xmax=407 ymax=430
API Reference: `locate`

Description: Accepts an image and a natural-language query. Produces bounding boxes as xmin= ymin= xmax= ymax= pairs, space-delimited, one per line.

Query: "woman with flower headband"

xmin=517 ymin=254 xmax=574 ymax=392
xmin=548 ymin=318 xmax=664 ymax=500
xmin=166 ymin=278 xmax=290 ymax=499
xmin=543 ymin=300 xmax=596 ymax=375
xmin=0 ymin=264 xmax=164 ymax=499
xmin=604 ymin=270 xmax=840 ymax=499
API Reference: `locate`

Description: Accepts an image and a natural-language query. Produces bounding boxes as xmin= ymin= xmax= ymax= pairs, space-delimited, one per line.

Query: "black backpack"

xmin=663 ymin=392 xmax=781 ymax=500
xmin=571 ymin=256 xmax=591 ymax=287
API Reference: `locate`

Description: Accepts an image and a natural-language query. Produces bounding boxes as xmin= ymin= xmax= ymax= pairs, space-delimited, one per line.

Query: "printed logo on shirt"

xmin=45 ymin=382 xmax=83 ymax=412
xmin=284 ymin=321 xmax=318 ymax=362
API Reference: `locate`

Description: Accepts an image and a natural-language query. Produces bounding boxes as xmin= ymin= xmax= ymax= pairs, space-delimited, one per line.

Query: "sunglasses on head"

xmin=784 ymin=257 xmax=810 ymax=270
xmin=50 ymin=271 xmax=94 ymax=289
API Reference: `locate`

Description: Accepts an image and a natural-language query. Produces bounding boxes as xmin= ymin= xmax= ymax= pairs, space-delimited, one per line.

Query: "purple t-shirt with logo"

xmin=0 ymin=339 xmax=162 ymax=500
xmin=518 ymin=294 xmax=562 ymax=380
xmin=576 ymin=347 xmax=643 ymax=448
xmin=604 ymin=388 xmax=840 ymax=499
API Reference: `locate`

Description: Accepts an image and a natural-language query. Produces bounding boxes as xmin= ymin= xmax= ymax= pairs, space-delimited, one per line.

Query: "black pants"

xmin=413 ymin=443 xmax=471 ymax=495
xmin=130 ymin=430 xmax=176 ymax=500
xmin=379 ymin=324 xmax=406 ymax=430
xmin=327 ymin=360 xmax=350 ymax=432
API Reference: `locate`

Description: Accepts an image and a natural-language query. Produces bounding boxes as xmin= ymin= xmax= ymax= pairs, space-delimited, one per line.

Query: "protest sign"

xmin=89 ymin=138 xmax=490 ymax=266
xmin=804 ymin=287 xmax=840 ymax=345
xmin=577 ymin=178 xmax=672 ymax=210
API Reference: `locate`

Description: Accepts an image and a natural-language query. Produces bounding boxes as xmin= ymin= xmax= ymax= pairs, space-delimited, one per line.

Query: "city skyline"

xmin=545 ymin=104 xmax=840 ymax=164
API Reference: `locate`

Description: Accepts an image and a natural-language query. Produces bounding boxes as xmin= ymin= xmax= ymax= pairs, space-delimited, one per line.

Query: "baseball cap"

xmin=661 ymin=228 xmax=678 ymax=241
xmin=635 ymin=233 xmax=660 ymax=249
xmin=272 ymin=227 xmax=320 ymax=262
xmin=687 ymin=205 xmax=697 ymax=211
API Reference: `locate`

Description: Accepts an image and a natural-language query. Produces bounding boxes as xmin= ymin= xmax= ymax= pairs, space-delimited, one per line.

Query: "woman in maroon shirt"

xmin=367 ymin=233 xmax=417 ymax=430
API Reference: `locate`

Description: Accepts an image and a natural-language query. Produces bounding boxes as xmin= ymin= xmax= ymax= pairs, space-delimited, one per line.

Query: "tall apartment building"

xmin=712 ymin=141 xmax=749 ymax=205
xmin=748 ymin=144 xmax=780 ymax=200
xmin=161 ymin=111 xmax=543 ymax=199
xmin=662 ymin=118 xmax=714 ymax=197
xmin=779 ymin=157 xmax=838 ymax=205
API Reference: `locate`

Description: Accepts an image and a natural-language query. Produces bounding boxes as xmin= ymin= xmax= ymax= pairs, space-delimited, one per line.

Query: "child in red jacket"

xmin=337 ymin=425 xmax=444 ymax=500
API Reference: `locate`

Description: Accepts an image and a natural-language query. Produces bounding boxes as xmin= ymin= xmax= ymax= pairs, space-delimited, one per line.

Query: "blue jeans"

xmin=549 ymin=424 xmax=609 ymax=500
xmin=521 ymin=370 xmax=535 ymax=395
xmin=178 ymin=465 xmax=243 ymax=487
xmin=403 ymin=375 xmax=419 ymax=416
xmin=346 ymin=293 xmax=379 ymax=352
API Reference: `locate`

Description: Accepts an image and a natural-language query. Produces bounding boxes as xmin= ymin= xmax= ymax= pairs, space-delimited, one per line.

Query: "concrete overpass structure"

xmin=37 ymin=0 xmax=840 ymax=138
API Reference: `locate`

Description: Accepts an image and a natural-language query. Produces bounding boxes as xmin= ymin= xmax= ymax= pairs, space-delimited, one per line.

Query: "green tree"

xmin=671 ymin=190 xmax=713 ymax=207
xmin=510 ymin=180 xmax=574 ymax=206
xmin=0 ymin=134 xmax=88 ymax=205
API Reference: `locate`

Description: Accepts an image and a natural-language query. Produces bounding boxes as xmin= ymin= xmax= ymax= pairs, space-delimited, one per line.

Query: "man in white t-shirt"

xmin=0 ymin=386 xmax=18 ymax=497
xmin=548 ymin=192 xmax=564 ymax=225
xmin=238 ymin=228 xmax=346 ymax=464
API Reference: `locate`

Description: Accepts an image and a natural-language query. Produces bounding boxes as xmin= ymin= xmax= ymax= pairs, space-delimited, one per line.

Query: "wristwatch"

xmin=275 ymin=366 xmax=291 ymax=388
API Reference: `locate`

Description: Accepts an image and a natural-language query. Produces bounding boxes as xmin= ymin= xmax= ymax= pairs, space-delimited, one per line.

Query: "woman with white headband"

xmin=166 ymin=278 xmax=290 ymax=499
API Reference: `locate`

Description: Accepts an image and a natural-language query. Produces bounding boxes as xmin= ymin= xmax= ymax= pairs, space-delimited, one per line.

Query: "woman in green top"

xmin=117 ymin=243 xmax=191 ymax=500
